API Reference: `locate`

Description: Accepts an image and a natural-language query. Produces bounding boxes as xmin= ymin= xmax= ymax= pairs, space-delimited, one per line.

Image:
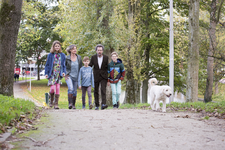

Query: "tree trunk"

xmin=142 ymin=79 xmax=148 ymax=103
xmin=37 ymin=63 xmax=40 ymax=80
xmin=105 ymin=49 xmax=112 ymax=106
xmin=96 ymin=0 xmax=113 ymax=106
xmin=214 ymin=81 xmax=219 ymax=95
xmin=186 ymin=0 xmax=199 ymax=102
xmin=204 ymin=0 xmax=217 ymax=103
xmin=124 ymin=0 xmax=141 ymax=104
xmin=142 ymin=43 xmax=150 ymax=103
xmin=0 ymin=0 xmax=23 ymax=96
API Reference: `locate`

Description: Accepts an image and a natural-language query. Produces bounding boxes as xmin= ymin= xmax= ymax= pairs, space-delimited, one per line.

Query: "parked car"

xmin=40 ymin=70 xmax=45 ymax=76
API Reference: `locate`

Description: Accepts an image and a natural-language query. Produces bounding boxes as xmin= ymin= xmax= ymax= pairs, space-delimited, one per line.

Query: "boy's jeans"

xmin=82 ymin=86 xmax=92 ymax=107
xmin=66 ymin=77 xmax=78 ymax=97
xmin=110 ymin=80 xmax=121 ymax=105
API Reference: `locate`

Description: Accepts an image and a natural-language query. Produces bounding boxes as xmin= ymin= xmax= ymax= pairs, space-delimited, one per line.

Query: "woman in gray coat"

xmin=65 ymin=44 xmax=82 ymax=109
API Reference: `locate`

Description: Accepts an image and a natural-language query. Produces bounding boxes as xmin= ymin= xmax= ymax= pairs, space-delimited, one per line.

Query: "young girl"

xmin=45 ymin=40 xmax=66 ymax=109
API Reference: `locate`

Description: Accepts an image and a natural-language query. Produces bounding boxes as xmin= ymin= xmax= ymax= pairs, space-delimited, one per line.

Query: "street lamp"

xmin=169 ymin=0 xmax=174 ymax=103
xmin=28 ymin=57 xmax=32 ymax=92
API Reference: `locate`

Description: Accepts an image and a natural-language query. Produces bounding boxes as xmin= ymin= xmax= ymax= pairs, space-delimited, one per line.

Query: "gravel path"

xmin=9 ymin=109 xmax=225 ymax=150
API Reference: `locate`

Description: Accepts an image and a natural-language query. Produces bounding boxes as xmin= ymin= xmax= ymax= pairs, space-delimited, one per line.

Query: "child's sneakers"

xmin=89 ymin=104 xmax=93 ymax=110
xmin=113 ymin=104 xmax=117 ymax=109
xmin=82 ymin=105 xmax=86 ymax=109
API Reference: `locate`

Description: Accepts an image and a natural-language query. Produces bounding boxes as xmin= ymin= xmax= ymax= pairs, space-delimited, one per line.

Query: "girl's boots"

xmin=54 ymin=94 xmax=60 ymax=109
xmin=49 ymin=92 xmax=55 ymax=108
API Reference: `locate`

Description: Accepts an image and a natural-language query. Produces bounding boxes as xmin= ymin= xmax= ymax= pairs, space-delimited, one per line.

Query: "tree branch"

xmin=216 ymin=0 xmax=225 ymax=23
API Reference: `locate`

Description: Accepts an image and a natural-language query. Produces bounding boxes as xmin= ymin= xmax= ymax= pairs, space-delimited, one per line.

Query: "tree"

xmin=186 ymin=0 xmax=200 ymax=102
xmin=17 ymin=1 xmax=63 ymax=80
xmin=0 ymin=0 xmax=23 ymax=96
xmin=204 ymin=0 xmax=225 ymax=102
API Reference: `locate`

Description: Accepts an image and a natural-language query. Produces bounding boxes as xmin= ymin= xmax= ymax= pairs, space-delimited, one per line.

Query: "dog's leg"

xmin=151 ymin=99 xmax=156 ymax=111
xmin=162 ymin=100 xmax=166 ymax=113
xmin=155 ymin=100 xmax=160 ymax=111
xmin=150 ymin=94 xmax=156 ymax=110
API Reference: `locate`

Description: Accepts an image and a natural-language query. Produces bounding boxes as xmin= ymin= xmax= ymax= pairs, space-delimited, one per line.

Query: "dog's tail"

xmin=148 ymin=78 xmax=158 ymax=88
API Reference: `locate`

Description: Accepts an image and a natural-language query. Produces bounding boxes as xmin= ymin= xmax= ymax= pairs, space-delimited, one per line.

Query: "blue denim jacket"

xmin=45 ymin=53 xmax=66 ymax=79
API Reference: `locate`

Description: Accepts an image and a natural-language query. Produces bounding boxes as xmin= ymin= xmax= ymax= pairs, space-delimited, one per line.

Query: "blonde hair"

xmin=50 ymin=40 xmax=62 ymax=53
xmin=83 ymin=56 xmax=89 ymax=62
xmin=111 ymin=52 xmax=118 ymax=57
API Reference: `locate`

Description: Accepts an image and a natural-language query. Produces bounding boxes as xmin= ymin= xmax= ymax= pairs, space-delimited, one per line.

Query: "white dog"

xmin=148 ymin=78 xmax=172 ymax=112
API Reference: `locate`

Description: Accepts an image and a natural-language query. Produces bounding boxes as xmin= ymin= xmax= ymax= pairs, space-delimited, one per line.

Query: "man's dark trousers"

xmin=94 ymin=79 xmax=107 ymax=107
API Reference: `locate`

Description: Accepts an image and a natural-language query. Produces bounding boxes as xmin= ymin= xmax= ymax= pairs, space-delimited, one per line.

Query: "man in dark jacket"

xmin=89 ymin=44 xmax=108 ymax=110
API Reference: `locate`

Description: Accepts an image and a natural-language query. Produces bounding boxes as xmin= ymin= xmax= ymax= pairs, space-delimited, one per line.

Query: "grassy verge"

xmin=16 ymin=77 xmax=35 ymax=81
xmin=119 ymin=101 xmax=225 ymax=118
xmin=0 ymin=95 xmax=41 ymax=134
xmin=20 ymin=78 xmax=95 ymax=109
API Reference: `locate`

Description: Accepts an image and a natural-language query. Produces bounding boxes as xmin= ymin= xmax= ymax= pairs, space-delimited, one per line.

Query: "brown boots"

xmin=49 ymin=92 xmax=60 ymax=109
xmin=72 ymin=96 xmax=76 ymax=109
xmin=68 ymin=94 xmax=73 ymax=109
xmin=49 ymin=92 xmax=54 ymax=108
xmin=54 ymin=94 xmax=60 ymax=109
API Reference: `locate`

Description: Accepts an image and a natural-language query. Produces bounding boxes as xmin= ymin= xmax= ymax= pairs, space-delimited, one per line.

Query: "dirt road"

xmin=8 ymin=109 xmax=225 ymax=150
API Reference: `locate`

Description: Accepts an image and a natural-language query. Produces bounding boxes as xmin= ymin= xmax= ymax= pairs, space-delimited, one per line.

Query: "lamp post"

xmin=28 ymin=58 xmax=32 ymax=92
xmin=169 ymin=0 xmax=174 ymax=103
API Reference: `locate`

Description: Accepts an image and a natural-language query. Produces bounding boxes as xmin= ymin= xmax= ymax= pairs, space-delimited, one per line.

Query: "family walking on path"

xmin=45 ymin=41 xmax=125 ymax=110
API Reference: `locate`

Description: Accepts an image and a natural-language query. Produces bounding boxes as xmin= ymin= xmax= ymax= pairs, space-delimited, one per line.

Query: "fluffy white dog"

xmin=148 ymin=78 xmax=172 ymax=112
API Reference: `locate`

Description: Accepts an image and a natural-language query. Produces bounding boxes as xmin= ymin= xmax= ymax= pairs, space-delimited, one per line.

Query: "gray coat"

xmin=65 ymin=54 xmax=82 ymax=76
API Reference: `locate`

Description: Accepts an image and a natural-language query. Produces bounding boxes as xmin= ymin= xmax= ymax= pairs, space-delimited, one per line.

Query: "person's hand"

xmin=45 ymin=75 xmax=48 ymax=79
xmin=107 ymin=82 xmax=110 ymax=86
xmin=79 ymin=86 xmax=81 ymax=89
xmin=65 ymin=75 xmax=69 ymax=81
xmin=62 ymin=73 xmax=65 ymax=77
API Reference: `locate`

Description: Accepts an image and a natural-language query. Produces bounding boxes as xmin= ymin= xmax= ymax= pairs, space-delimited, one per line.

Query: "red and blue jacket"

xmin=108 ymin=58 xmax=125 ymax=84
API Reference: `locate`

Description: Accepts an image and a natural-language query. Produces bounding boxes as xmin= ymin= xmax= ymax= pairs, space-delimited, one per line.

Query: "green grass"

xmin=118 ymin=101 xmax=225 ymax=115
xmin=20 ymin=78 xmax=95 ymax=109
xmin=15 ymin=77 xmax=35 ymax=81
xmin=0 ymin=95 xmax=37 ymax=133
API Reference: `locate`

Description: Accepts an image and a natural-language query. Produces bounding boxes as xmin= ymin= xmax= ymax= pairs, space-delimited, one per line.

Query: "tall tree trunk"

xmin=96 ymin=0 xmax=113 ymax=106
xmin=0 ymin=0 xmax=23 ymax=96
xmin=204 ymin=0 xmax=217 ymax=103
xmin=142 ymin=43 xmax=150 ymax=103
xmin=214 ymin=81 xmax=219 ymax=95
xmin=37 ymin=63 xmax=40 ymax=80
xmin=186 ymin=0 xmax=200 ymax=102
xmin=124 ymin=0 xmax=140 ymax=104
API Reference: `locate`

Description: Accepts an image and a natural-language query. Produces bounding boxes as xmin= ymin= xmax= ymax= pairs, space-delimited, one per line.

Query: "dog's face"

xmin=163 ymin=86 xmax=172 ymax=97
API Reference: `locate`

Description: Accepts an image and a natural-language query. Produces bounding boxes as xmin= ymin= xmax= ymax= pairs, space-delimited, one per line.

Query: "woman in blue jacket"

xmin=45 ymin=40 xmax=66 ymax=109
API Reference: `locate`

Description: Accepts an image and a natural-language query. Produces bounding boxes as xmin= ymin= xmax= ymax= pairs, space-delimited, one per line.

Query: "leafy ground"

xmin=0 ymin=95 xmax=42 ymax=134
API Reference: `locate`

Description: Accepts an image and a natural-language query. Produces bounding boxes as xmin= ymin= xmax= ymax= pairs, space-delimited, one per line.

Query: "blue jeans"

xmin=66 ymin=77 xmax=78 ymax=96
xmin=110 ymin=80 xmax=121 ymax=105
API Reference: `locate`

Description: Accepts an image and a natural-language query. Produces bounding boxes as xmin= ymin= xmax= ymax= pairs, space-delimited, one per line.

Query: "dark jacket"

xmin=108 ymin=58 xmax=125 ymax=83
xmin=45 ymin=52 xmax=66 ymax=79
xmin=89 ymin=54 xmax=108 ymax=83
xmin=65 ymin=54 xmax=82 ymax=76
